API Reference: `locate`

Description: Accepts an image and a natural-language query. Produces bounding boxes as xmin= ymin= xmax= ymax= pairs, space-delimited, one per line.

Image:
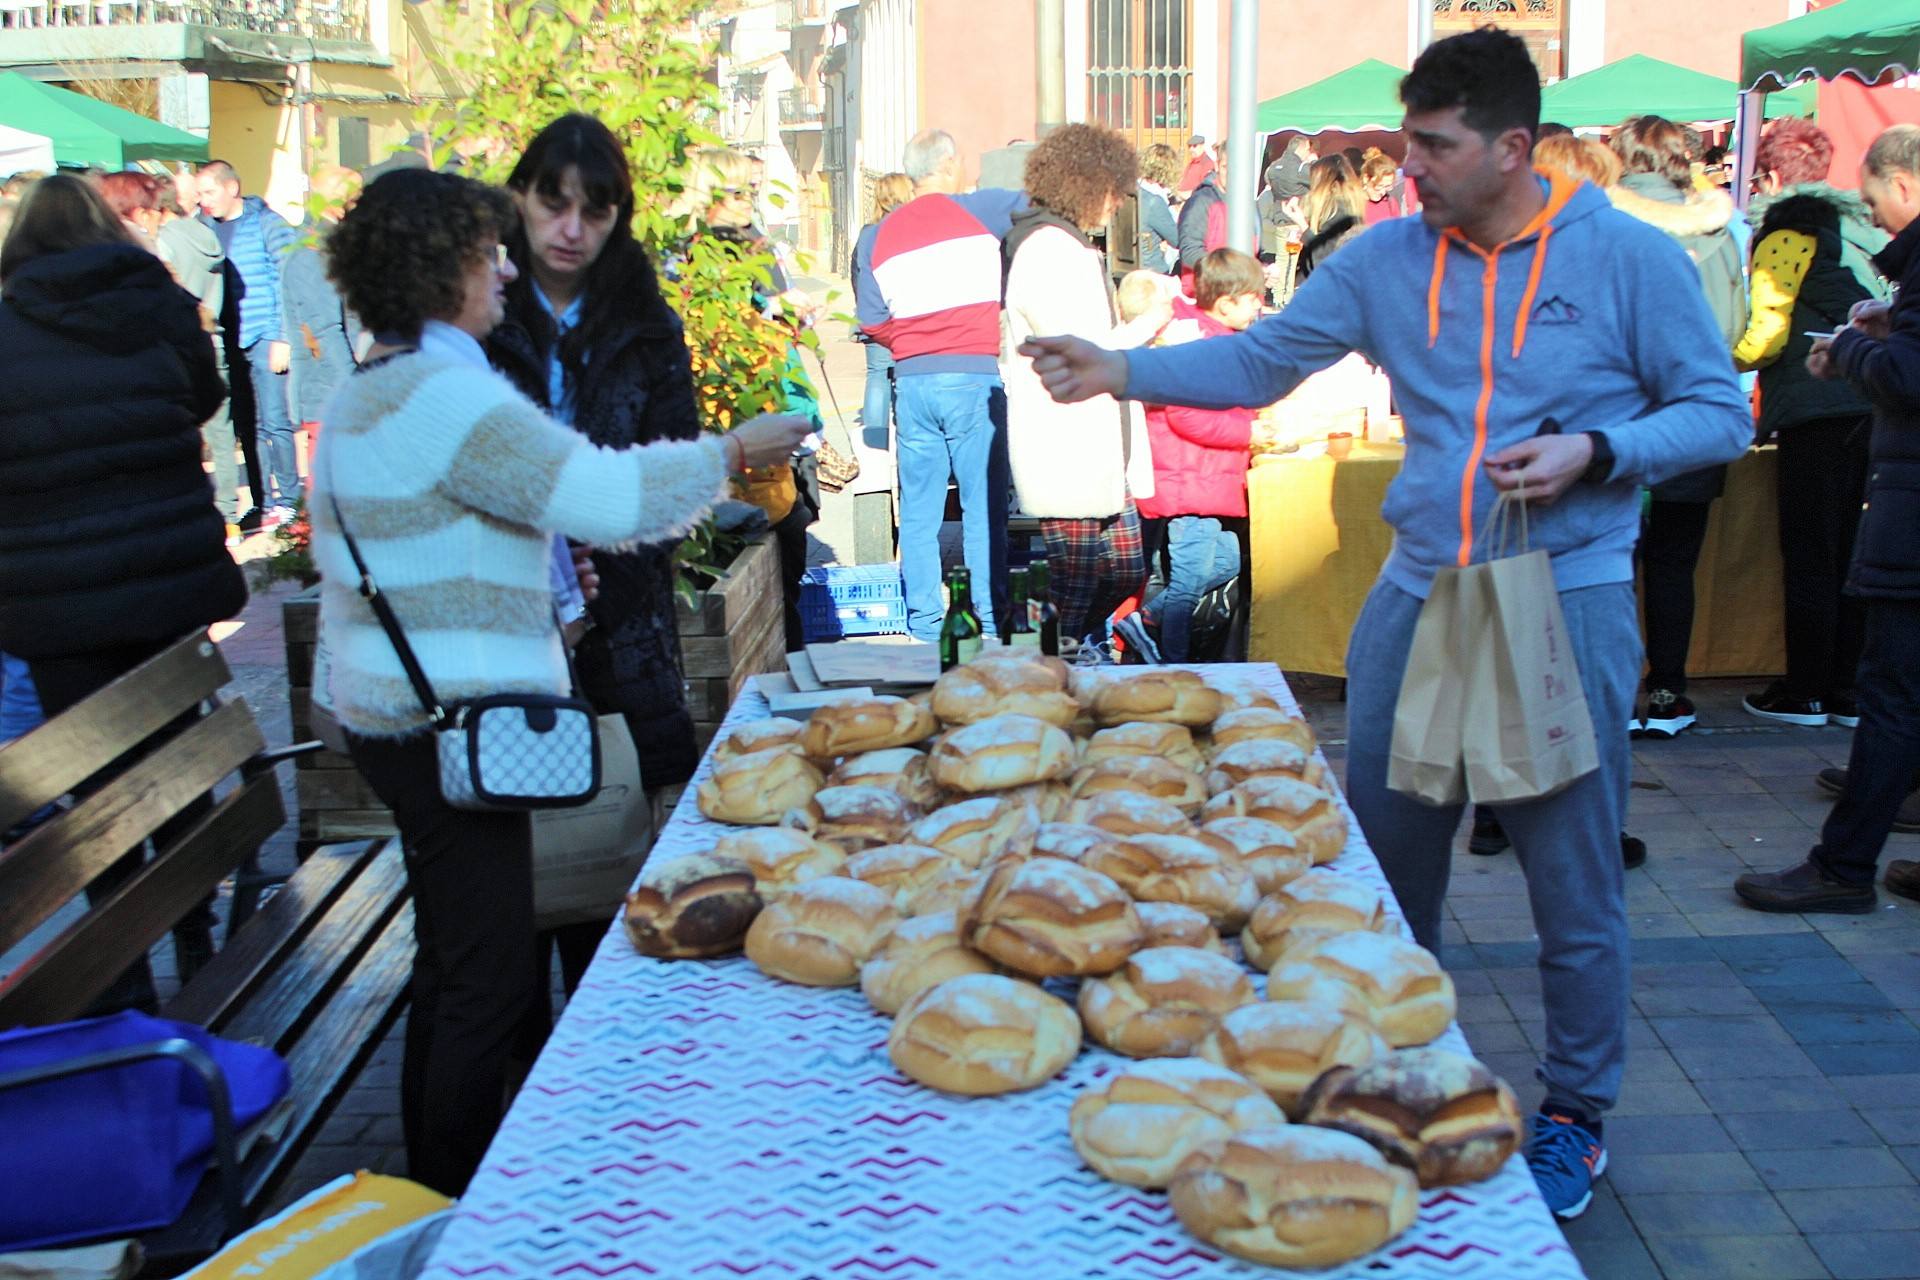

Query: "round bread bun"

xmin=929 ymin=714 xmax=1078 ymax=794
xmin=1196 ymin=1001 xmax=1389 ymax=1118
xmin=999 ymin=779 xmax=1072 ymax=822
xmin=961 ymin=856 xmax=1144 ymax=978
xmin=712 ymin=827 xmax=847 ymax=896
xmin=622 ymin=854 xmax=763 ymax=958
xmin=782 ymin=784 xmax=920 ymax=852
xmin=843 ymin=843 xmax=957 ymax=911
xmin=1302 ymin=1047 xmax=1525 ymax=1188
xmin=968 ymin=647 xmax=1072 ymax=686
xmin=1065 ymin=790 xmax=1197 ymax=838
xmin=1197 ymin=817 xmax=1312 ymax=896
xmin=860 ymin=909 xmax=998 ymax=1015
xmin=1204 ymin=739 xmax=1329 ymax=796
xmin=1202 ymin=777 xmax=1348 ymax=864
xmin=1272 ymin=931 xmax=1456 ymax=1047
xmin=1068 ymin=1058 xmax=1284 ymax=1188
xmin=713 ymin=718 xmax=809 ymax=764
xmin=931 ymin=656 xmax=1078 ymax=728
xmin=1078 ymin=946 xmax=1258 ymax=1058
xmin=1029 ymin=821 xmax=1122 ymax=865
xmin=1203 ymin=679 xmax=1282 ymax=714
xmin=696 ymin=747 xmax=826 ymax=826
xmin=1068 ymin=756 xmax=1209 ymax=817
xmin=908 ymin=795 xmax=1039 ymax=868
xmin=1240 ymin=869 xmax=1391 ymax=970
xmin=1207 ymin=706 xmax=1317 ymax=757
xmin=1091 ymin=671 xmax=1225 ymax=728
xmin=902 ymin=866 xmax=985 ymax=917
xmin=801 ymin=696 xmax=938 ymax=760
xmin=827 ymin=747 xmax=945 ymax=809
xmin=1082 ymin=722 xmax=1206 ymax=773
xmin=1263 ymin=961 xmax=1384 ymax=1029
xmin=1168 ymin=1126 xmax=1419 ymax=1269
xmin=1081 ymin=834 xmax=1259 ymax=933
xmin=1136 ymin=901 xmax=1229 ymax=955
xmin=743 ymin=876 xmax=900 ymax=986
xmin=887 ymin=973 xmax=1081 ymax=1096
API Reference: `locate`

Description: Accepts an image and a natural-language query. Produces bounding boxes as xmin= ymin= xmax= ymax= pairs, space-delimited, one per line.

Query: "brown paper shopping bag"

xmin=531 ymin=714 xmax=655 ymax=929
xmin=1386 ymin=565 xmax=1483 ymax=806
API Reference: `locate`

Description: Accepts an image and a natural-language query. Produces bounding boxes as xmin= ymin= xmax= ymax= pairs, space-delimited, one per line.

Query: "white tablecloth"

xmin=420 ymin=664 xmax=1585 ymax=1280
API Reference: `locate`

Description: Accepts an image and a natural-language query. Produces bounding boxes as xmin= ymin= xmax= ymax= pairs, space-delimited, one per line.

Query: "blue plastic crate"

xmin=799 ymin=564 xmax=909 ymax=642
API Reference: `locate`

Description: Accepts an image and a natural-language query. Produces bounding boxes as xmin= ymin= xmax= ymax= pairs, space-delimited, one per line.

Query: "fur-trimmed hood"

xmin=1608 ymin=174 xmax=1736 ymax=238
xmin=1749 ymin=182 xmax=1887 ymax=259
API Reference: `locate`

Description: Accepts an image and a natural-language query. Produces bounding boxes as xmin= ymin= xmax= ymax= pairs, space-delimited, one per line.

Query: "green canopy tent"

xmin=0 ymin=73 xmax=208 ymax=170
xmin=1255 ymin=59 xmax=1408 ymax=135
xmin=1541 ymin=54 xmax=1816 ymax=127
xmin=1741 ymin=0 xmax=1920 ymax=92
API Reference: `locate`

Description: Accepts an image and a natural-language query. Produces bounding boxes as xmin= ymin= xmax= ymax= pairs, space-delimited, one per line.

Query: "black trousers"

xmin=1776 ymin=416 xmax=1870 ymax=702
xmin=1639 ymin=499 xmax=1714 ymax=694
xmin=347 ymin=730 xmax=539 ymax=1196
xmin=1813 ymin=599 xmax=1920 ymax=886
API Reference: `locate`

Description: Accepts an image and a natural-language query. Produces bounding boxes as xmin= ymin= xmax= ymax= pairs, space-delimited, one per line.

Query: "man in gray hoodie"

xmin=156 ymin=176 xmax=238 ymax=532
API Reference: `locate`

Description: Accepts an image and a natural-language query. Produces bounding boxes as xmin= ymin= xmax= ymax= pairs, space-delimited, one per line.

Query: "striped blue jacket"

xmin=202 ymin=196 xmax=295 ymax=348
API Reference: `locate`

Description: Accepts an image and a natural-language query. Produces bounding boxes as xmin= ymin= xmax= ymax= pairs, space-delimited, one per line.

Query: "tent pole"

xmin=1733 ymin=89 xmax=1764 ymax=212
xmin=1226 ymin=0 xmax=1259 ymax=253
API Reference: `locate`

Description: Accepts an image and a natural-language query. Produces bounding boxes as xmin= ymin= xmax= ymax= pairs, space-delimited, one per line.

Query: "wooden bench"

xmin=0 ymin=633 xmax=413 ymax=1266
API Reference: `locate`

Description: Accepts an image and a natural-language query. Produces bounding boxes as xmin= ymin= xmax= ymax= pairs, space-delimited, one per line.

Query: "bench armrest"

xmin=242 ymin=740 xmax=328 ymax=779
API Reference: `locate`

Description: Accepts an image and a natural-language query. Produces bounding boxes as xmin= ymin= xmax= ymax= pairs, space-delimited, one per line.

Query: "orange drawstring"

xmin=1426 ymin=235 xmax=1449 ymax=349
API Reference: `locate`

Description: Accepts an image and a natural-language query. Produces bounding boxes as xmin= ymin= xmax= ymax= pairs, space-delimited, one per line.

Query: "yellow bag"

xmin=733 ymin=462 xmax=796 ymax=525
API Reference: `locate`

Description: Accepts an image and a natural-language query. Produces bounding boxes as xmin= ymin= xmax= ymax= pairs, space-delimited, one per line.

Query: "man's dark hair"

xmin=1400 ymin=27 xmax=1542 ymax=143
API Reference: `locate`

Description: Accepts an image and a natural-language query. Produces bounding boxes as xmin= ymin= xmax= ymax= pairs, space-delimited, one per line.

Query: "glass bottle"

xmin=939 ymin=566 xmax=985 ymax=671
xmin=1027 ymin=558 xmax=1060 ymax=656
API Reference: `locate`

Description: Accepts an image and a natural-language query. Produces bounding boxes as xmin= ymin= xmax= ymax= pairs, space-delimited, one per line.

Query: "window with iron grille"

xmin=1088 ymin=0 xmax=1193 ymax=152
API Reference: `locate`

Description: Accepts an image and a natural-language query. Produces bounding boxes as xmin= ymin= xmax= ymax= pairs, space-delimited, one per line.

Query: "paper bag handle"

xmin=1477 ymin=481 xmax=1532 ymax=561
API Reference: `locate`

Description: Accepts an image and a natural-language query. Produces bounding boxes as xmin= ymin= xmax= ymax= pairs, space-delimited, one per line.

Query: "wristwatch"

xmin=1580 ymin=431 xmax=1615 ymax=485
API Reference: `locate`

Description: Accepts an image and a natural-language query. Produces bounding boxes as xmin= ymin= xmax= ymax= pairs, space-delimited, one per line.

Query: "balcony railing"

xmin=778 ymin=86 xmax=823 ymax=129
xmin=0 ymin=0 xmax=368 ymax=45
xmin=774 ymin=0 xmax=828 ymax=29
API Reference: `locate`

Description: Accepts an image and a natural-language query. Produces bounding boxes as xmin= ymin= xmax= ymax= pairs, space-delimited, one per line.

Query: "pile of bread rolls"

xmin=625 ymin=651 xmax=1523 ymax=1270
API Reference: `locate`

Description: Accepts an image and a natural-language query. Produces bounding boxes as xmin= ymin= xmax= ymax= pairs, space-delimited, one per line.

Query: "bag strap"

xmin=328 ymin=491 xmax=452 ymax=728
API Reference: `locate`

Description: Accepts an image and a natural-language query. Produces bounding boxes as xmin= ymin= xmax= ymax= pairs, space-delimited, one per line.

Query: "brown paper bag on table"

xmin=1386 ymin=565 xmax=1482 ymax=806
xmin=531 ymin=714 xmax=654 ymax=930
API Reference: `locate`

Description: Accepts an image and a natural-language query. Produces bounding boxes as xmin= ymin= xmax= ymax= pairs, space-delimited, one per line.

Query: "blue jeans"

xmin=1144 ymin=516 xmax=1240 ymax=662
xmin=245 ymin=338 xmax=299 ymax=509
xmin=861 ymin=341 xmax=894 ymax=450
xmin=893 ymin=372 xmax=1008 ymax=640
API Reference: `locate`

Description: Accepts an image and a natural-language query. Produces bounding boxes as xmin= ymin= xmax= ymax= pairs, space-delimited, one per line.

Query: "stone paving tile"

xmin=1621 ymin=1190 xmax=1797 ymax=1237
xmin=1604 ymin=1112 xmax=1738 ymax=1156
xmin=1605 ymin=1152 xmax=1764 ymax=1195
xmin=1566 ymin=1234 xmax=1666 ymax=1280
xmin=1607 ymin=1079 xmax=1712 ymax=1117
xmin=1650 ymin=1013 xmax=1798 ymax=1049
xmin=1459 ymin=1019 xmax=1530 ymax=1053
xmin=1667 ymin=1038 xmax=1824 ymax=1080
xmin=1632 ymin=983 xmax=1767 ymax=1017
xmin=1758 ymin=983 xmax=1898 ymax=1013
xmin=1775 ymin=1009 xmax=1920 ymax=1045
xmin=1776 ymin=1185 xmax=1920 ymax=1235
xmin=1642 ymin=1234 xmax=1831 ymax=1280
xmin=1804 ymin=1042 xmax=1920 ymax=1077
xmin=1806 ymin=1231 xmax=1920 ymax=1280
xmin=1896 ymin=1146 xmax=1920 ymax=1180
xmin=1865 ymin=1109 xmax=1920 ymax=1147
xmin=1752 ymin=1147 xmax=1919 ymax=1191
xmin=1718 ymin=1108 xmax=1887 ymax=1151
xmin=1831 ymin=1074 xmax=1920 ymax=1109
xmin=1691 ymin=1075 xmax=1851 ymax=1114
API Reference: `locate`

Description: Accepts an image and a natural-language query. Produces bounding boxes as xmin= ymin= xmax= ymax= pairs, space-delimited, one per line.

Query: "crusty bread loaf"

xmin=1066 ymin=790 xmax=1198 ymax=837
xmin=1202 ymin=680 xmax=1282 ymax=714
xmin=1082 ymin=722 xmax=1206 ymax=773
xmin=1204 ymin=739 xmax=1329 ymax=795
xmin=1081 ymin=834 xmax=1259 ymax=933
xmin=697 ymin=747 xmax=826 ymax=826
xmin=713 ymin=718 xmax=809 ymax=763
xmin=887 ymin=973 xmax=1081 ymax=1095
xmin=622 ymin=854 xmax=763 ymax=958
xmin=712 ymin=827 xmax=847 ymax=896
xmin=1302 ymin=1048 xmax=1524 ymax=1187
xmin=828 ymin=747 xmax=945 ymax=809
xmin=1068 ymin=756 xmax=1209 ymax=817
xmin=1202 ymin=777 xmax=1348 ymax=864
xmin=929 ymin=714 xmax=1078 ymax=794
xmin=1135 ymin=902 xmax=1229 ymax=955
xmin=801 ymin=696 xmax=938 ymax=759
xmin=998 ymin=779 xmax=1072 ymax=822
xmin=932 ymin=656 xmax=1079 ymax=728
xmin=743 ymin=876 xmax=900 ymax=986
xmin=1240 ymin=869 xmax=1391 ymax=970
xmin=902 ymin=866 xmax=984 ymax=917
xmin=962 ymin=856 xmax=1144 ymax=977
xmin=1078 ymin=946 xmax=1258 ymax=1058
xmin=1196 ymin=1002 xmax=1388 ymax=1118
xmin=1029 ymin=821 xmax=1121 ymax=865
xmin=1091 ymin=671 xmax=1225 ymax=728
xmin=1197 ymin=817 xmax=1312 ymax=896
xmin=782 ymin=784 xmax=920 ymax=852
xmin=1272 ymin=931 xmax=1456 ymax=1047
xmin=1263 ymin=961 xmax=1384 ymax=1029
xmin=908 ymin=795 xmax=1038 ymax=868
xmin=1207 ymin=706 xmax=1316 ymax=756
xmin=1068 ymin=1058 xmax=1284 ymax=1188
xmin=859 ymin=909 xmax=998 ymax=1015
xmin=1168 ymin=1126 xmax=1419 ymax=1268
xmin=843 ymin=843 xmax=958 ymax=911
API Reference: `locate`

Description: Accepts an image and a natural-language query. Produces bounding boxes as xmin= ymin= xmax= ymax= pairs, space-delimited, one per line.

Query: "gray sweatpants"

xmin=1344 ymin=578 xmax=1640 ymax=1119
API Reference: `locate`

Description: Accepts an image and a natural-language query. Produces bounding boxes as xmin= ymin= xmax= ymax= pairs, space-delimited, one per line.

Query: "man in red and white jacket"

xmin=854 ymin=129 xmax=1024 ymax=640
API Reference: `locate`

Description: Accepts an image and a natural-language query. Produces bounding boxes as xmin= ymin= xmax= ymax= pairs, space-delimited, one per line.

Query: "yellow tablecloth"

xmin=1249 ymin=443 xmax=1786 ymax=678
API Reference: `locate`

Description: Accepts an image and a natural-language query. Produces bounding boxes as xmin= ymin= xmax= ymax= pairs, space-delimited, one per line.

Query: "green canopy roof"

xmin=1541 ymin=54 xmax=1816 ymax=127
xmin=0 ymin=73 xmax=208 ymax=169
xmin=1742 ymin=0 xmax=1920 ymax=93
xmin=1255 ymin=60 xmax=1407 ymax=135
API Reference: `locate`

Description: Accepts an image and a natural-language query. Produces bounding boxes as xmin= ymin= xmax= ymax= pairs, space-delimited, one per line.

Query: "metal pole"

xmin=1037 ymin=0 xmax=1065 ymax=137
xmin=1732 ymin=89 xmax=1765 ymax=212
xmin=1225 ymin=0 xmax=1258 ymax=251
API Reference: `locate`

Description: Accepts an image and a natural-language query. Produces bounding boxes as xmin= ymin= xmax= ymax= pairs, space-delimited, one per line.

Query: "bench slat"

xmin=0 ymin=635 xmax=229 ymax=832
xmin=0 ymin=698 xmax=267 ymax=959
xmin=0 ymin=775 xmax=285 ymax=1028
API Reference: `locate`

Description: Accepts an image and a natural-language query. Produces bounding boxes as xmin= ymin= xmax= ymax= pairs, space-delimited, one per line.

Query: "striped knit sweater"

xmin=311 ymin=350 xmax=729 ymax=737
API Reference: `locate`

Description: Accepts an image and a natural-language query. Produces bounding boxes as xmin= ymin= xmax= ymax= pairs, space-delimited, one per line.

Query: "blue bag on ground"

xmin=0 ymin=1010 xmax=292 ymax=1250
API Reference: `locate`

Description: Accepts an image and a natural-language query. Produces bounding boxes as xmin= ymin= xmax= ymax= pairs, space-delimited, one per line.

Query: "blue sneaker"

xmin=1527 ymin=1110 xmax=1607 ymax=1219
xmin=1110 ymin=611 xmax=1163 ymax=664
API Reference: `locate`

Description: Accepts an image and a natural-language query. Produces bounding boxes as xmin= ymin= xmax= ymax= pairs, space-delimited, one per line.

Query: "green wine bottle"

xmin=939 ymin=566 xmax=985 ymax=671
xmin=1027 ymin=558 xmax=1061 ymax=656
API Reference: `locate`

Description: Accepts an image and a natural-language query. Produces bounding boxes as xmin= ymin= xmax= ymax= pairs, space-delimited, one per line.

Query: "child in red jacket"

xmin=1118 ymin=249 xmax=1264 ymax=663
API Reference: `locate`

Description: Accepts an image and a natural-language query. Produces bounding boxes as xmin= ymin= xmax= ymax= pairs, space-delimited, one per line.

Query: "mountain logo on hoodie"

xmin=1530 ymin=295 xmax=1584 ymax=327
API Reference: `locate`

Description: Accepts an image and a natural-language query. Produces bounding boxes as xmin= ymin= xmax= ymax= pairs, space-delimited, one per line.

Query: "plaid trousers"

xmin=1041 ymin=499 xmax=1146 ymax=640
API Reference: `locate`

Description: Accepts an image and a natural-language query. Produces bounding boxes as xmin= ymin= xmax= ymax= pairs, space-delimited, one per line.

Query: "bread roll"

xmin=697 ymin=747 xmax=826 ymax=825
xmin=1081 ymin=834 xmax=1258 ymax=933
xmin=802 ymin=696 xmax=938 ymax=759
xmin=1196 ymin=1002 xmax=1388 ymax=1118
xmin=1263 ymin=961 xmax=1383 ymax=1029
xmin=962 ymin=856 xmax=1144 ymax=977
xmin=1208 ymin=706 xmax=1317 ymax=756
xmin=1029 ymin=821 xmax=1121 ymax=864
xmin=1082 ymin=722 xmax=1205 ymax=773
xmin=1136 ymin=902 xmax=1229 ymax=955
xmin=1198 ymin=817 xmax=1312 ymax=896
xmin=1204 ymin=739 xmax=1329 ymax=795
xmin=712 ymin=827 xmax=847 ymax=896
xmin=929 ymin=714 xmax=1078 ymax=794
xmin=860 ymin=909 xmax=997 ymax=1014
xmin=999 ymin=779 xmax=1072 ymax=822
xmin=1068 ymin=756 xmax=1209 ymax=817
xmin=1302 ymin=1048 xmax=1524 ymax=1187
xmin=887 ymin=973 xmax=1081 ymax=1095
xmin=1202 ymin=777 xmax=1348 ymax=864
xmin=1091 ymin=671 xmax=1225 ymax=728
xmin=932 ymin=656 xmax=1078 ymax=728
xmin=1273 ymin=931 xmax=1456 ymax=1047
xmin=1169 ymin=1126 xmax=1419 ymax=1268
xmin=743 ymin=876 xmax=900 ymax=986
xmin=713 ymin=718 xmax=808 ymax=763
xmin=908 ymin=795 xmax=1038 ymax=868
xmin=622 ymin=854 xmax=762 ymax=958
xmin=1079 ymin=946 xmax=1258 ymax=1058
xmin=843 ymin=843 xmax=956 ymax=911
xmin=782 ymin=784 xmax=920 ymax=852
xmin=1240 ymin=869 xmax=1391 ymax=970
xmin=1068 ymin=1058 xmax=1283 ymax=1188
xmin=902 ymin=866 xmax=985 ymax=917
xmin=828 ymin=747 xmax=944 ymax=809
xmin=1203 ymin=680 xmax=1282 ymax=714
xmin=1066 ymin=790 xmax=1197 ymax=837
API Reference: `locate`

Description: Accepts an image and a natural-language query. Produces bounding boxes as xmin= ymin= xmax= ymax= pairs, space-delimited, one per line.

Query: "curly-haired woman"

xmin=311 ymin=168 xmax=807 ymax=1194
xmin=1136 ymin=142 xmax=1181 ymax=274
xmin=1000 ymin=123 xmax=1168 ymax=646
